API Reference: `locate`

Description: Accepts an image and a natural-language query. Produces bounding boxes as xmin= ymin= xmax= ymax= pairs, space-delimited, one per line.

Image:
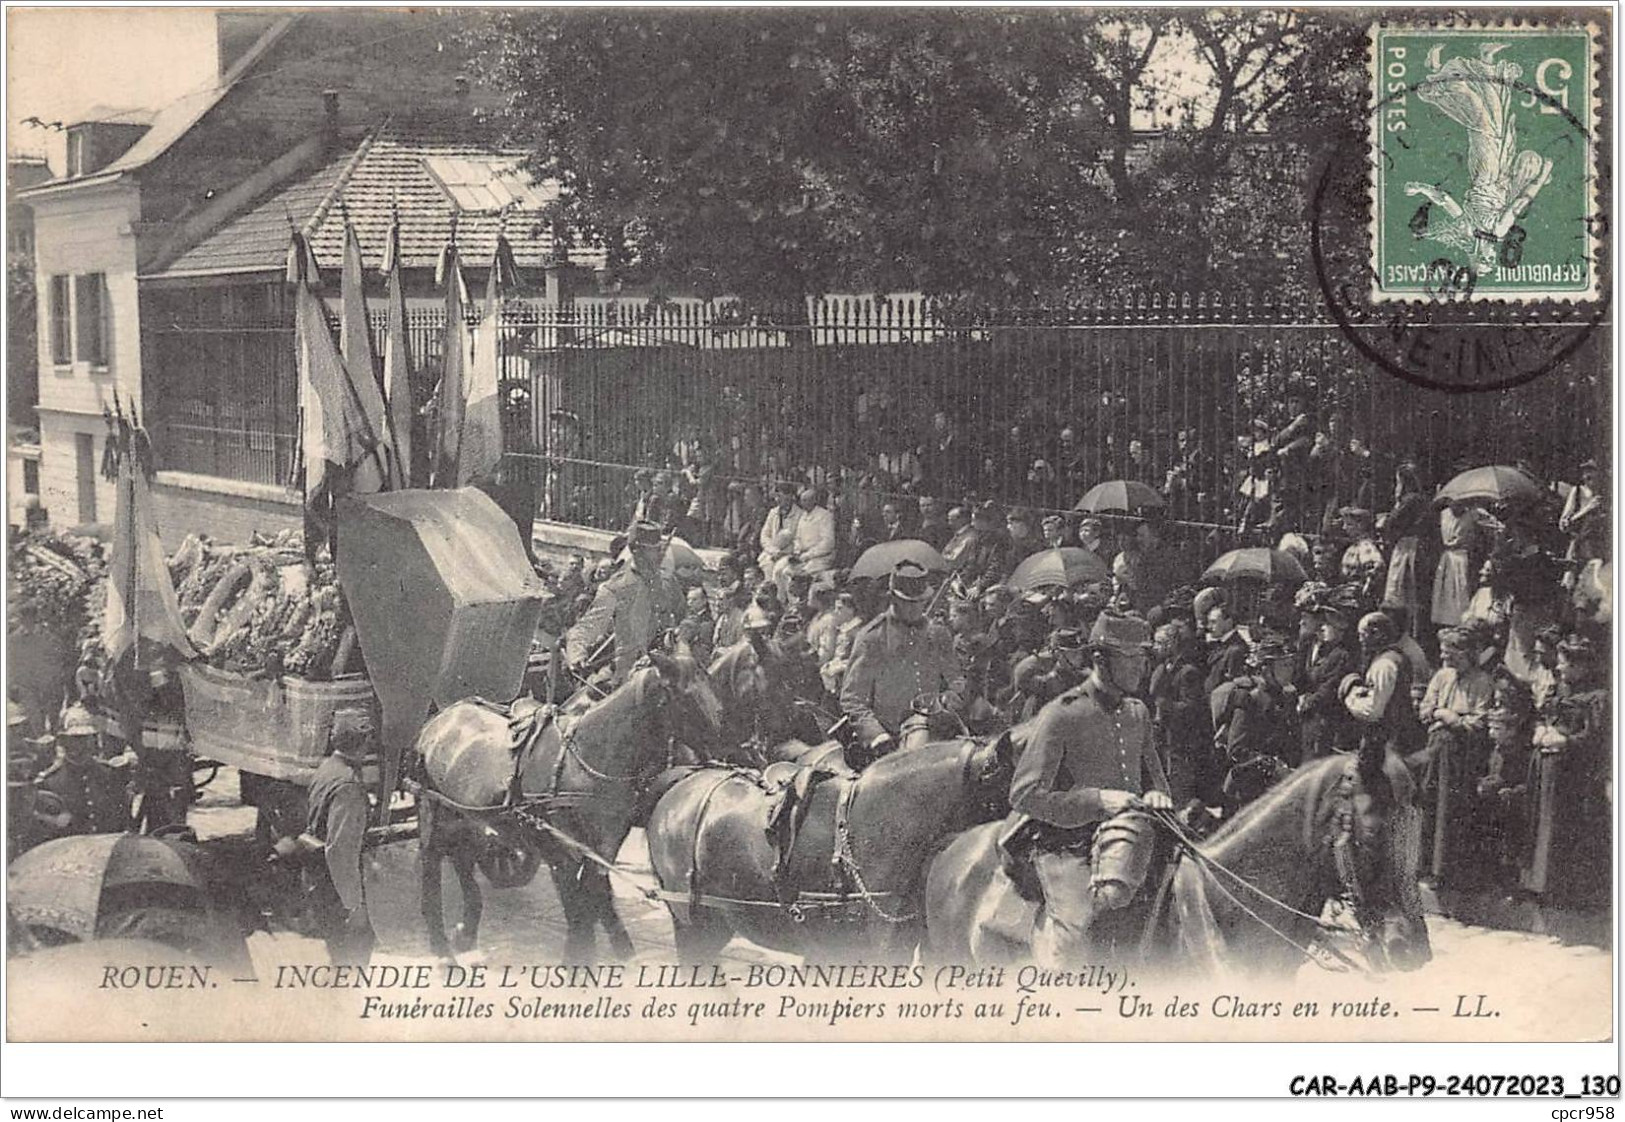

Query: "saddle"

xmin=464 ymin=695 xmax=558 ymax=806
xmin=762 ymin=743 xmax=849 ymax=887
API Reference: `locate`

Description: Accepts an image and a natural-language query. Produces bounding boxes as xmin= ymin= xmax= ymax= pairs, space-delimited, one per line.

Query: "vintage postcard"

xmin=2 ymin=3 xmax=1614 ymax=1084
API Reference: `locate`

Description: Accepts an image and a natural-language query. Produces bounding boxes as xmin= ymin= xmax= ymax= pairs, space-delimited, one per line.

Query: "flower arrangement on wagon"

xmin=7 ymin=531 xmax=103 ymax=640
xmin=169 ymin=530 xmax=362 ymax=682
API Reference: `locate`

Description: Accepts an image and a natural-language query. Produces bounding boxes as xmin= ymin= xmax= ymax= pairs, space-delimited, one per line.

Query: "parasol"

xmin=1074 ymin=480 xmax=1166 ymax=513
xmin=850 ymin=539 xmax=947 ymax=581
xmin=9 ymin=833 xmax=205 ymax=943
xmin=1435 ymin=465 xmax=1544 ymax=508
xmin=1201 ymin=547 xmax=1308 ymax=587
xmin=1007 ymin=547 xmax=1112 ymax=592
xmin=618 ymin=535 xmax=704 ymax=574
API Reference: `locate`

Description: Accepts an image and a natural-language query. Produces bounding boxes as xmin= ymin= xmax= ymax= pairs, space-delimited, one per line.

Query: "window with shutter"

xmin=47 ymin=275 xmax=73 ymax=365
xmin=76 ymin=273 xmax=108 ymax=366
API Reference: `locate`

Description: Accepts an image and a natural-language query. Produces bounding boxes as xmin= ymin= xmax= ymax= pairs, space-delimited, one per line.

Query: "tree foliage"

xmin=477 ymin=9 xmax=1369 ymax=304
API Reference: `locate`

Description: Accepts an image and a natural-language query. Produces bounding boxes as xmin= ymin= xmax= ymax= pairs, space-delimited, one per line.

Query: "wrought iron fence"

xmin=141 ymin=289 xmax=1607 ymax=560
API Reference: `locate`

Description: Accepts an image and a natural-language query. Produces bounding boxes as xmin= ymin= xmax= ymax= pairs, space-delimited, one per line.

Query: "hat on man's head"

xmin=973 ymin=500 xmax=1004 ymax=526
xmin=1077 ymin=516 xmax=1103 ymax=534
xmin=742 ymin=601 xmax=779 ymax=632
xmin=889 ymin=560 xmax=933 ymax=602
xmin=1089 ymin=610 xmax=1153 ymax=654
xmin=1007 ymin=506 xmax=1033 ymax=526
xmin=330 ymin=708 xmax=374 ymax=759
xmin=1041 ymin=513 xmax=1065 ymax=530
xmin=627 ymin=520 xmax=669 ymax=549
xmin=774 ymin=479 xmax=798 ymax=497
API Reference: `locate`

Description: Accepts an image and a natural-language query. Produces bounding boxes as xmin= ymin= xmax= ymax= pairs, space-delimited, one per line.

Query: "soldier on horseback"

xmin=838 ymin=560 xmax=966 ymax=767
xmin=1001 ymin=611 xmax=1173 ymax=962
xmin=565 ymin=519 xmax=685 ymax=686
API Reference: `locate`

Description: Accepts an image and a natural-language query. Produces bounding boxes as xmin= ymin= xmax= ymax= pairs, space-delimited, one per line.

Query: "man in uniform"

xmin=1011 ymin=627 xmax=1090 ymax=722
xmin=565 ymin=520 xmax=685 ymax=685
xmin=840 ymin=560 xmax=966 ymax=766
xmin=30 ymin=703 xmax=135 ymax=842
xmin=304 ymin=709 xmax=375 ymax=966
xmin=1004 ymin=611 xmax=1173 ymax=964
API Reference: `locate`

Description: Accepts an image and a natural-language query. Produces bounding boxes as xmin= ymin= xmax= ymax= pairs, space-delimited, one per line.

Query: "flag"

xmin=431 ymin=238 xmax=470 ymax=487
xmin=380 ymin=214 xmax=415 ymax=489
xmin=340 ymin=217 xmax=397 ymax=488
xmin=291 ymin=229 xmax=389 ymax=554
xmin=104 ymin=409 xmax=196 ymax=669
xmin=456 ymin=233 xmax=510 ymax=486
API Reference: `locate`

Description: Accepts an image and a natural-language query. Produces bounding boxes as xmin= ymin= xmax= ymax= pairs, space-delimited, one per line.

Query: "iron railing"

xmin=140 ymin=291 xmax=1608 ymax=558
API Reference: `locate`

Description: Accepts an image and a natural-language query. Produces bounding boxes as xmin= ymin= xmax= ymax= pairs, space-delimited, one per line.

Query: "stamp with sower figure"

xmin=1371 ymin=24 xmax=1599 ymax=302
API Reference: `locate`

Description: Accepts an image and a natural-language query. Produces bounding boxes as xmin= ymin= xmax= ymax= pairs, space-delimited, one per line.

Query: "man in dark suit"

xmin=1202 ymin=601 xmax=1250 ymax=695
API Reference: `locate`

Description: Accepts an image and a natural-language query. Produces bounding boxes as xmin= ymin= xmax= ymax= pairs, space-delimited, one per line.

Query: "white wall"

xmin=30 ymin=181 xmax=142 ymax=529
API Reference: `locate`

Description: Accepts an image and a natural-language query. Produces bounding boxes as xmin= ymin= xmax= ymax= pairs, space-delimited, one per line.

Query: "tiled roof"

xmin=157 ymin=156 xmax=350 ymax=276
xmin=152 ymin=120 xmax=605 ymax=279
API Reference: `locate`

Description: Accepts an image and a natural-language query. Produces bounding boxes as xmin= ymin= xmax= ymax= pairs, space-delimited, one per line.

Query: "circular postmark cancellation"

xmin=1312 ymin=20 xmax=1608 ymax=394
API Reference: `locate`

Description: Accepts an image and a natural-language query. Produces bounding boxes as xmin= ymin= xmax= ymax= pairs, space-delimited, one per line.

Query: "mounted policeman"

xmin=565 ymin=519 xmax=685 ymax=687
xmin=999 ymin=610 xmax=1173 ymax=966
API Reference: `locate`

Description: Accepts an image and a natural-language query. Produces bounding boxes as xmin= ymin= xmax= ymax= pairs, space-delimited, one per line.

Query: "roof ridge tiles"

xmin=304 ymin=125 xmax=382 ymax=243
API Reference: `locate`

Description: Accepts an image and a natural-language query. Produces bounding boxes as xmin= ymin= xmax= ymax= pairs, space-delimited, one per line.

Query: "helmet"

xmin=59 ymin=704 xmax=97 ymax=738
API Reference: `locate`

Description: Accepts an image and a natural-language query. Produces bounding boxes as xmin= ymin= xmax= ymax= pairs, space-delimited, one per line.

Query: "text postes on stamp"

xmin=1371 ymin=23 xmax=1599 ymax=302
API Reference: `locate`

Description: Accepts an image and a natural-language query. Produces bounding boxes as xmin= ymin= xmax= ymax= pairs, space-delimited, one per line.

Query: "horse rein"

xmin=1145 ymin=760 xmax=1383 ymax=976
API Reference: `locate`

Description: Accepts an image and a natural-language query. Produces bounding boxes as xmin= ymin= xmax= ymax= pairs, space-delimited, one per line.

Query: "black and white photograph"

xmin=0 ymin=2 xmax=1615 ymax=1098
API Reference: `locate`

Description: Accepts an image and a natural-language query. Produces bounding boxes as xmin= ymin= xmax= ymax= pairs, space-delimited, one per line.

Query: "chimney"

xmin=323 ymin=90 xmax=341 ymax=129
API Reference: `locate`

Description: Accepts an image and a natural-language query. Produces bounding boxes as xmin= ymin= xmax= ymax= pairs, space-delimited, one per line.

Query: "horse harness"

xmin=1146 ymin=758 xmax=1390 ymax=975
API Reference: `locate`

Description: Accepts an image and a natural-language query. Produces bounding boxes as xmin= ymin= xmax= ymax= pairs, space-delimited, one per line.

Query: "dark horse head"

xmin=1193 ymin=735 xmax=1431 ymax=975
xmin=638 ymin=637 xmax=725 ymax=761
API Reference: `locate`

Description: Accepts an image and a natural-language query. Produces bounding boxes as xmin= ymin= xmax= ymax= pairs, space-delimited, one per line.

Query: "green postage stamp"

xmin=1370 ymin=23 xmax=1600 ymax=302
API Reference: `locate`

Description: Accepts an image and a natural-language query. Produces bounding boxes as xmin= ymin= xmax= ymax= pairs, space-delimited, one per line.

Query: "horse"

xmin=643 ymin=731 xmax=1015 ymax=963
xmin=924 ymin=739 xmax=1432 ymax=978
xmin=413 ymin=643 xmax=722 ymax=961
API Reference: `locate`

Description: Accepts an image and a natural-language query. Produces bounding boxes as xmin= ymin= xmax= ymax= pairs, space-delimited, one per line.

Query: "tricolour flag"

xmin=456 ymin=232 xmax=511 ymax=486
xmin=291 ymin=229 xmax=389 ymax=554
xmin=104 ymin=408 xmax=196 ymax=669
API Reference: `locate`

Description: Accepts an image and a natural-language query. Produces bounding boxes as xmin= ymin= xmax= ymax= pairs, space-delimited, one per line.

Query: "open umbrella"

xmin=1075 ymin=480 xmax=1165 ymax=514
xmin=1435 ymin=465 xmax=1544 ymax=508
xmin=850 ymin=539 xmax=947 ymax=581
xmin=1202 ymin=547 xmax=1307 ymax=587
xmin=1008 ymin=547 xmax=1111 ymax=592
xmin=618 ymin=536 xmax=704 ymax=574
xmin=9 ymin=833 xmax=252 ymax=970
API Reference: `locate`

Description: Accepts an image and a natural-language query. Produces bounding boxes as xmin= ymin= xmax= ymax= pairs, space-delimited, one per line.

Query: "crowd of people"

xmin=541 ymin=445 xmax=1611 ymax=918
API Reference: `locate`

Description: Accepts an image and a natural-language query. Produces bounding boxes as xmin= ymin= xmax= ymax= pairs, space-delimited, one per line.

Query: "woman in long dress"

xmin=1432 ymin=500 xmax=1491 ymax=629
xmin=1380 ymin=460 xmax=1430 ymax=637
